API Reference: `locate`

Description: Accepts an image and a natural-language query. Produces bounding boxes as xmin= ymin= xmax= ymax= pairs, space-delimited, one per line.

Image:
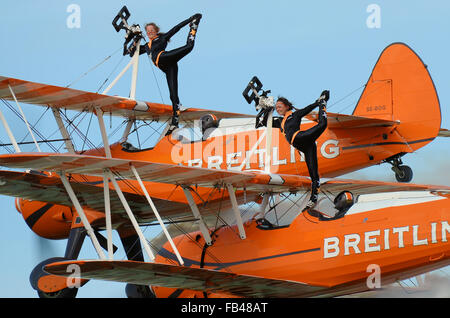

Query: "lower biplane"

xmin=0 ymin=7 xmax=448 ymax=298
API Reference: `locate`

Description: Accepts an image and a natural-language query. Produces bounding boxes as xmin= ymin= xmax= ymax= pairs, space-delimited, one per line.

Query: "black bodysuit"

xmin=260 ymin=101 xmax=328 ymax=195
xmin=137 ymin=17 xmax=196 ymax=118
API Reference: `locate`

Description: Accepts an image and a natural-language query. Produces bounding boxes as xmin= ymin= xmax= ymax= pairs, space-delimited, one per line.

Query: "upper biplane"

xmin=0 ymin=7 xmax=449 ymax=298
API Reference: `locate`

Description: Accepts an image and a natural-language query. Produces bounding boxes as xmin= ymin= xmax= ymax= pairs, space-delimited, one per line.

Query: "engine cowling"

xmin=16 ymin=198 xmax=73 ymax=239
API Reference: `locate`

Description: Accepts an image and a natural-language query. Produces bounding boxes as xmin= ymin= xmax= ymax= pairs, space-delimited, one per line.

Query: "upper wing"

xmin=0 ymin=153 xmax=449 ymax=196
xmin=0 ymin=76 xmax=253 ymax=122
xmin=45 ymin=260 xmax=328 ymax=298
xmin=306 ymin=111 xmax=397 ymax=129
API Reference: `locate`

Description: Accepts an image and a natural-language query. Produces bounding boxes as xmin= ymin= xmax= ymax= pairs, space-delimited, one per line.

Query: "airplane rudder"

xmin=353 ymin=43 xmax=441 ymax=141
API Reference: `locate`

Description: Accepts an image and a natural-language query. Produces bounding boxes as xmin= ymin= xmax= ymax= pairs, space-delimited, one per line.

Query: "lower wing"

xmin=45 ymin=259 xmax=329 ymax=298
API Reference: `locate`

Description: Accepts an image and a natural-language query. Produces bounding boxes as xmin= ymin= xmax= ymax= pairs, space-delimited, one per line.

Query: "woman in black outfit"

xmin=259 ymin=91 xmax=329 ymax=210
xmin=134 ymin=13 xmax=202 ymax=134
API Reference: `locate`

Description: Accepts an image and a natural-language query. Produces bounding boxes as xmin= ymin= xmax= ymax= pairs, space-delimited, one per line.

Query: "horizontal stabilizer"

xmin=0 ymin=76 xmax=252 ymax=122
xmin=44 ymin=260 xmax=326 ymax=297
xmin=306 ymin=111 xmax=397 ymax=129
xmin=438 ymin=128 xmax=450 ymax=137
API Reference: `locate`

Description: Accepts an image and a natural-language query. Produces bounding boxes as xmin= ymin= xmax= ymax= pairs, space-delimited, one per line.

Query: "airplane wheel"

xmin=37 ymin=287 xmax=78 ymax=298
xmin=30 ymin=257 xmax=79 ymax=298
xmin=395 ymin=165 xmax=413 ymax=183
xmin=125 ymin=284 xmax=155 ymax=298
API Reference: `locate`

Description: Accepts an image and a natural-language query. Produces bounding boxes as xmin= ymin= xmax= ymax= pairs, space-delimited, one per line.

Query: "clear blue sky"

xmin=0 ymin=0 xmax=449 ymax=297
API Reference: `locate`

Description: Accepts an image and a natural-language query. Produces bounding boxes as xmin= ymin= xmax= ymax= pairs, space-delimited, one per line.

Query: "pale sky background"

xmin=0 ymin=0 xmax=449 ymax=297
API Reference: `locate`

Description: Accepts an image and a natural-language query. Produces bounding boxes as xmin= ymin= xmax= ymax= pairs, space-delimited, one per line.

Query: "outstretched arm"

xmin=128 ymin=42 xmax=149 ymax=56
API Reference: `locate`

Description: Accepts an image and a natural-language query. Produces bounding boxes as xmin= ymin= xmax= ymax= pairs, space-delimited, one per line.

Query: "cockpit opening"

xmin=257 ymin=191 xmax=356 ymax=230
xmin=307 ymin=191 xmax=355 ymax=221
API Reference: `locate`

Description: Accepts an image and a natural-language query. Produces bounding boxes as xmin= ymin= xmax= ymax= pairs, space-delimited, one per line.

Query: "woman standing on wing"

xmin=259 ymin=91 xmax=329 ymax=210
xmin=133 ymin=13 xmax=202 ymax=134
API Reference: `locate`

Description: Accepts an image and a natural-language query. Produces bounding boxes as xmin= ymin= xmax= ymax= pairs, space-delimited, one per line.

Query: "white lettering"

xmin=188 ymin=158 xmax=202 ymax=167
xmin=344 ymin=234 xmax=361 ymax=255
xmin=255 ymin=149 xmax=266 ymax=168
xmin=431 ymin=222 xmax=437 ymax=243
xmin=272 ymin=147 xmax=287 ymax=166
xmin=413 ymin=225 xmax=428 ymax=246
xmin=226 ymin=152 xmax=241 ymax=170
xmin=441 ymin=221 xmax=450 ymax=242
xmin=384 ymin=229 xmax=390 ymax=250
xmin=207 ymin=156 xmax=222 ymax=169
xmin=393 ymin=226 xmax=409 ymax=248
xmin=324 ymin=221 xmax=450 ymax=260
xmin=290 ymin=145 xmax=296 ymax=163
xmin=365 ymin=230 xmax=381 ymax=252
xmin=324 ymin=237 xmax=340 ymax=258
xmin=321 ymin=139 xmax=339 ymax=159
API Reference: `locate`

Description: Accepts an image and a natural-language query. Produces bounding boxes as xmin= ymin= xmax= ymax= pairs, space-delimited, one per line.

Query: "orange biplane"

xmin=0 ymin=8 xmax=448 ymax=298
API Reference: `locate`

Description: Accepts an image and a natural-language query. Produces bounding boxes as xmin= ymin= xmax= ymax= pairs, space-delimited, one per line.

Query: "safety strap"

xmin=290 ymin=130 xmax=300 ymax=145
xmin=281 ymin=110 xmax=302 ymax=145
xmin=147 ymin=38 xmax=164 ymax=68
xmin=280 ymin=110 xmax=292 ymax=136
xmin=155 ymin=51 xmax=164 ymax=68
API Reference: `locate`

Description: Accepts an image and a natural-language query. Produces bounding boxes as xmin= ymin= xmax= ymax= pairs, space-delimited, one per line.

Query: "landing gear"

xmin=30 ymin=228 xmax=86 ymax=298
xmin=386 ymin=155 xmax=413 ymax=183
xmin=120 ymin=232 xmax=156 ymax=298
xmin=38 ymin=286 xmax=78 ymax=299
xmin=30 ymin=257 xmax=79 ymax=299
xmin=125 ymin=284 xmax=155 ymax=298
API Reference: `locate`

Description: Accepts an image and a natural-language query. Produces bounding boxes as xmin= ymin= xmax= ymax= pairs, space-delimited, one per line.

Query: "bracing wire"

xmin=66 ymin=46 xmax=123 ymax=89
xmin=147 ymin=55 xmax=166 ymax=104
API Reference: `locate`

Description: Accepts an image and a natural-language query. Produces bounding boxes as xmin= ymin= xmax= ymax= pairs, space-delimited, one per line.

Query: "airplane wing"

xmin=0 ymin=170 xmax=189 ymax=220
xmin=45 ymin=260 xmax=328 ymax=298
xmin=0 ymin=76 xmax=253 ymax=122
xmin=0 ymin=153 xmax=312 ymax=193
xmin=306 ymin=111 xmax=397 ymax=129
xmin=0 ymin=153 xmax=449 ymax=197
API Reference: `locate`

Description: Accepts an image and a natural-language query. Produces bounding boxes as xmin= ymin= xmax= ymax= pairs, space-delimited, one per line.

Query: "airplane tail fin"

xmin=352 ymin=43 xmax=441 ymax=152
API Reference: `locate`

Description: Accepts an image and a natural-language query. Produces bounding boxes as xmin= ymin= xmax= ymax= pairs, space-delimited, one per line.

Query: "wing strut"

xmin=95 ymin=106 xmax=112 ymax=158
xmin=8 ymin=85 xmax=41 ymax=152
xmin=259 ymin=193 xmax=270 ymax=218
xmin=130 ymin=164 xmax=185 ymax=265
xmin=52 ymin=109 xmax=75 ymax=153
xmin=107 ymin=170 xmax=155 ymax=262
xmin=0 ymin=100 xmax=21 ymax=153
xmin=264 ymin=109 xmax=273 ymax=173
xmin=226 ymin=184 xmax=246 ymax=239
xmin=59 ymin=172 xmax=107 ymax=260
xmin=103 ymin=170 xmax=114 ymax=260
xmin=182 ymin=186 xmax=213 ymax=245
